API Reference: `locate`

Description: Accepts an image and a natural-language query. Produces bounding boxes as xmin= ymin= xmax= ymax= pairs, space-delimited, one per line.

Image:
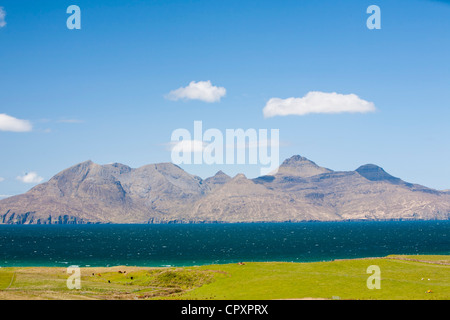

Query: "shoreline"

xmin=2 ymin=254 xmax=447 ymax=269
xmin=0 ymin=219 xmax=449 ymax=225
xmin=2 ymin=254 xmax=449 ymax=269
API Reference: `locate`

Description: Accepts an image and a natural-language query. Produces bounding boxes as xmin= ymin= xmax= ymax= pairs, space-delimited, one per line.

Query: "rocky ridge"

xmin=1 ymin=155 xmax=449 ymax=224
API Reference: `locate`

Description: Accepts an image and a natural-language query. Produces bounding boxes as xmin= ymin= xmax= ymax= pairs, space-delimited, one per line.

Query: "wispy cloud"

xmin=16 ymin=172 xmax=44 ymax=184
xmin=168 ymin=140 xmax=207 ymax=153
xmin=168 ymin=138 xmax=282 ymax=153
xmin=166 ymin=80 xmax=226 ymax=103
xmin=0 ymin=177 xmax=4 ymax=182
xmin=0 ymin=7 xmax=6 ymax=28
xmin=57 ymin=119 xmax=84 ymax=124
xmin=263 ymin=91 xmax=376 ymax=118
xmin=225 ymin=138 xmax=281 ymax=150
xmin=0 ymin=114 xmax=33 ymax=132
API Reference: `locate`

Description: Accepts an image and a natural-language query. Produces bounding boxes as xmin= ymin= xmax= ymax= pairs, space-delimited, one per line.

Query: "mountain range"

xmin=1 ymin=155 xmax=449 ymax=224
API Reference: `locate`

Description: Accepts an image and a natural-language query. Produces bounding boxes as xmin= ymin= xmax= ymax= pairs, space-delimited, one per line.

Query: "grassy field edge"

xmin=0 ymin=255 xmax=449 ymax=300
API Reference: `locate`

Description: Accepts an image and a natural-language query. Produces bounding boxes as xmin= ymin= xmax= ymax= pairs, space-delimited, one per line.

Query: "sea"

xmin=0 ymin=221 xmax=448 ymax=267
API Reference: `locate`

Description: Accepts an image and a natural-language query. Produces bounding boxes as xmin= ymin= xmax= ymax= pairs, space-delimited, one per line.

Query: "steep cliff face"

xmin=0 ymin=211 xmax=88 ymax=224
xmin=0 ymin=155 xmax=449 ymax=224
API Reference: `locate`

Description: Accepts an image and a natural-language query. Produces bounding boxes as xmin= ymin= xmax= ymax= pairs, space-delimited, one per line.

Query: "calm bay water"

xmin=0 ymin=221 xmax=448 ymax=267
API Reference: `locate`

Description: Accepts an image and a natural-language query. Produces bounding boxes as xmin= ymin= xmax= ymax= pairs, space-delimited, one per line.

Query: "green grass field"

xmin=0 ymin=255 xmax=448 ymax=300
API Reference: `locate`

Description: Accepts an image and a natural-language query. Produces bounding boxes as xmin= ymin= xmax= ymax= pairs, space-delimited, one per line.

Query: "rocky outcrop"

xmin=0 ymin=210 xmax=88 ymax=224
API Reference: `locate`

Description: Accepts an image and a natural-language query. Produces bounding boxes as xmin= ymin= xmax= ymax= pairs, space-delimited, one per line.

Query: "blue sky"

xmin=0 ymin=0 xmax=449 ymax=197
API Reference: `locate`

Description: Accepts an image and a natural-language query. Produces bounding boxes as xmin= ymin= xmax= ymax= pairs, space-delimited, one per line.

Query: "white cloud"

xmin=0 ymin=114 xmax=33 ymax=132
xmin=0 ymin=177 xmax=4 ymax=182
xmin=263 ymin=91 xmax=376 ymax=118
xmin=0 ymin=7 xmax=6 ymax=28
xmin=16 ymin=172 xmax=44 ymax=184
xmin=166 ymin=80 xmax=226 ymax=103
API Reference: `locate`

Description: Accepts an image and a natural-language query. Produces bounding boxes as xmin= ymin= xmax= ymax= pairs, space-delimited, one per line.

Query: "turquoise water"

xmin=0 ymin=221 xmax=448 ymax=267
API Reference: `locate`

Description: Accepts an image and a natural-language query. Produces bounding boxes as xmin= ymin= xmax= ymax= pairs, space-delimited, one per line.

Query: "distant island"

xmin=0 ymin=155 xmax=449 ymax=224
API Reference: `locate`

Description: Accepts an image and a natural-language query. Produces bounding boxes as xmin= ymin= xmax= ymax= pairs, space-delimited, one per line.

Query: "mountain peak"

xmin=214 ymin=170 xmax=228 ymax=176
xmin=233 ymin=173 xmax=247 ymax=180
xmin=281 ymin=155 xmax=310 ymax=165
xmin=276 ymin=155 xmax=332 ymax=178
xmin=103 ymin=162 xmax=133 ymax=175
xmin=356 ymin=164 xmax=401 ymax=183
xmin=204 ymin=170 xmax=231 ymax=189
xmin=53 ymin=160 xmax=97 ymax=178
xmin=77 ymin=160 xmax=95 ymax=167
